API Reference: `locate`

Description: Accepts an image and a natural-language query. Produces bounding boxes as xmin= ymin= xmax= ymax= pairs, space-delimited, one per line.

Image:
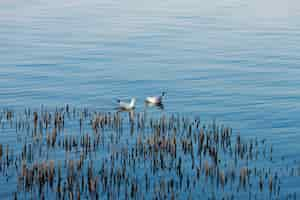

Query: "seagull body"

xmin=117 ymin=98 xmax=136 ymax=110
xmin=145 ymin=92 xmax=166 ymax=104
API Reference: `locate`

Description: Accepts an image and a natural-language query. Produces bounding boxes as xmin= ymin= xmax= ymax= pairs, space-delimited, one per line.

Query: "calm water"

xmin=1 ymin=0 xmax=300 ymax=197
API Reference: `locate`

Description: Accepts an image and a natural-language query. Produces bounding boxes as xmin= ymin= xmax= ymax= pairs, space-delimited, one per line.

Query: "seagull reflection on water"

xmin=116 ymin=108 xmax=135 ymax=122
xmin=145 ymin=102 xmax=164 ymax=110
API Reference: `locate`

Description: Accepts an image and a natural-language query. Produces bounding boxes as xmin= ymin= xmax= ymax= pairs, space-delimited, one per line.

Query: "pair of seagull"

xmin=117 ymin=92 xmax=166 ymax=110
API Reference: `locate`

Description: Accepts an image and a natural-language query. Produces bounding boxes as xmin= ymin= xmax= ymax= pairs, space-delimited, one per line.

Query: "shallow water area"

xmin=0 ymin=107 xmax=299 ymax=199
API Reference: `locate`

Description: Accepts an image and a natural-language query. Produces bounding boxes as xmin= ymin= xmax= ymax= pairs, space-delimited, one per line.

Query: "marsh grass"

xmin=0 ymin=106 xmax=298 ymax=199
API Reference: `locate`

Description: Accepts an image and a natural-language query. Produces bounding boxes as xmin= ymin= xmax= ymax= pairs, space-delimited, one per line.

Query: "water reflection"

xmin=145 ymin=102 xmax=164 ymax=110
xmin=117 ymin=108 xmax=135 ymax=122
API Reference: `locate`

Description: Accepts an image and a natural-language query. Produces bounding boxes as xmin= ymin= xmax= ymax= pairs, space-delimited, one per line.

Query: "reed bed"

xmin=0 ymin=105 xmax=298 ymax=199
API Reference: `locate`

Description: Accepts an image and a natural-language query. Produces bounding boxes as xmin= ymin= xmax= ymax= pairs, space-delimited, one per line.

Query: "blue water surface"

xmin=0 ymin=0 xmax=300 ymax=196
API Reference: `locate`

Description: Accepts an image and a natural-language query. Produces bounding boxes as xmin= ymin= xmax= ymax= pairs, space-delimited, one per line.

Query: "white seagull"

xmin=117 ymin=98 xmax=136 ymax=110
xmin=145 ymin=92 xmax=166 ymax=104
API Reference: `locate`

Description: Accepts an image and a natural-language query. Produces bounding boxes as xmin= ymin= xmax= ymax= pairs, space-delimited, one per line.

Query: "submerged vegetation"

xmin=0 ymin=105 xmax=299 ymax=199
